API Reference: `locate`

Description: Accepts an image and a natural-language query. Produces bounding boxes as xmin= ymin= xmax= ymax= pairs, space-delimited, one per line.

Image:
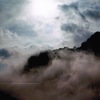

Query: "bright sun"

xmin=26 ymin=0 xmax=58 ymax=18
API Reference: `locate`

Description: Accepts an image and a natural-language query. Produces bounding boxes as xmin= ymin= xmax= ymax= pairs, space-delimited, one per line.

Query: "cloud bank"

xmin=0 ymin=47 xmax=100 ymax=100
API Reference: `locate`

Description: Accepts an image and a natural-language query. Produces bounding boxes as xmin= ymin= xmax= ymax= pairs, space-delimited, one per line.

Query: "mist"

xmin=0 ymin=49 xmax=100 ymax=100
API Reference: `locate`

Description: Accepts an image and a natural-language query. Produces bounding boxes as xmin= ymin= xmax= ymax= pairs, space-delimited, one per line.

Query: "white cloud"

xmin=0 ymin=0 xmax=100 ymax=50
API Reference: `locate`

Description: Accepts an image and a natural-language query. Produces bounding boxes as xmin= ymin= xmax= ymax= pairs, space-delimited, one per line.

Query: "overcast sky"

xmin=0 ymin=0 xmax=100 ymax=50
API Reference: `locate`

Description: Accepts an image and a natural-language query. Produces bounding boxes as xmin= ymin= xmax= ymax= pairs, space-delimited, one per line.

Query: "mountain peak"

xmin=78 ymin=31 xmax=100 ymax=55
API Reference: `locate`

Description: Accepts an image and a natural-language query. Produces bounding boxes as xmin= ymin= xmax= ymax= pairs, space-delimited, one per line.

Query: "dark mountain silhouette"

xmin=23 ymin=31 xmax=100 ymax=72
xmin=78 ymin=32 xmax=100 ymax=55
xmin=24 ymin=51 xmax=51 ymax=71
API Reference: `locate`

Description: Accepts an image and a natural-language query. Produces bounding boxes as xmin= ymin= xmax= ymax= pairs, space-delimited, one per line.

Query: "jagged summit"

xmin=78 ymin=31 xmax=100 ymax=55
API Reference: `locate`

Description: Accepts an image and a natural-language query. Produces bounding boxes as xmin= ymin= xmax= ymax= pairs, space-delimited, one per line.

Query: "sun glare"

xmin=26 ymin=0 xmax=58 ymax=18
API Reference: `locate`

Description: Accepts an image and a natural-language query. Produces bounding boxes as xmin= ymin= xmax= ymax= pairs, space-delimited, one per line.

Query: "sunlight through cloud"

xmin=25 ymin=0 xmax=58 ymax=19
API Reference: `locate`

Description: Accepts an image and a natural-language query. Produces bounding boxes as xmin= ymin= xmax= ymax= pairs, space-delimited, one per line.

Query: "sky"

xmin=0 ymin=0 xmax=100 ymax=50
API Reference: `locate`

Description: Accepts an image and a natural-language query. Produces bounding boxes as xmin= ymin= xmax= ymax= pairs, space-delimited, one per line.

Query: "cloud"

xmin=0 ymin=49 xmax=100 ymax=100
xmin=78 ymin=0 xmax=100 ymax=21
xmin=0 ymin=0 xmax=27 ymax=27
xmin=8 ymin=21 xmax=36 ymax=36
xmin=0 ymin=0 xmax=62 ymax=49
xmin=83 ymin=10 xmax=100 ymax=20
xmin=0 ymin=28 xmax=23 ymax=48
xmin=61 ymin=23 xmax=92 ymax=46
xmin=0 ymin=0 xmax=100 ymax=49
xmin=57 ymin=0 xmax=100 ymax=47
xmin=59 ymin=0 xmax=100 ymax=23
xmin=0 ymin=28 xmax=37 ymax=49
xmin=0 ymin=49 xmax=11 ymax=58
xmin=59 ymin=2 xmax=87 ymax=22
xmin=0 ymin=0 xmax=38 ymax=40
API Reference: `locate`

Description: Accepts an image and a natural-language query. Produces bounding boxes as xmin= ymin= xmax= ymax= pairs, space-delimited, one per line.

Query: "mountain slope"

xmin=78 ymin=31 xmax=100 ymax=55
xmin=23 ymin=31 xmax=100 ymax=71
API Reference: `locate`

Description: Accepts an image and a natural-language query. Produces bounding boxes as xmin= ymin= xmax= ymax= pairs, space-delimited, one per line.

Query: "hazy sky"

xmin=0 ymin=0 xmax=100 ymax=49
